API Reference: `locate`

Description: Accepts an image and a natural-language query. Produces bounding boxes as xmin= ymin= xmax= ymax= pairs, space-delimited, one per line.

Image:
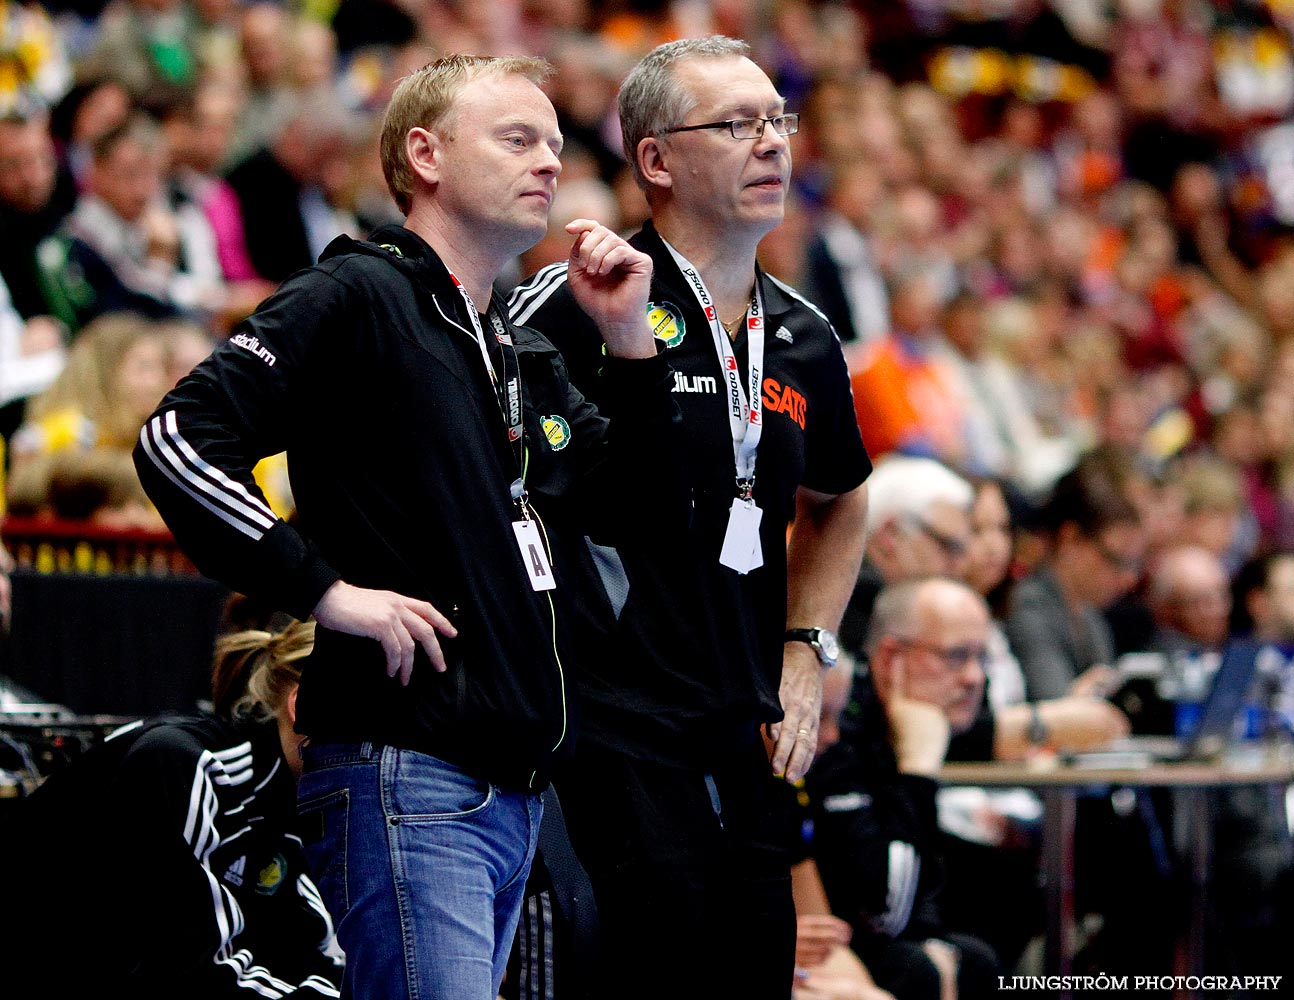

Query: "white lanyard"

xmin=660 ymin=239 xmax=766 ymax=499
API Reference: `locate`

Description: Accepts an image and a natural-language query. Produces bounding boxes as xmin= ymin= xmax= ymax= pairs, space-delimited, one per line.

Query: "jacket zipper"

xmin=431 ymin=295 xmax=565 ymax=790
xmin=514 ymin=456 xmax=568 ymax=790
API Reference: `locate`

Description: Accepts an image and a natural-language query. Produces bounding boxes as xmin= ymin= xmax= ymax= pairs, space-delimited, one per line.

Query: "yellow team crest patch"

xmin=255 ymin=853 xmax=288 ymax=895
xmin=646 ymin=301 xmax=685 ymax=348
xmin=541 ymin=415 xmax=571 ymax=451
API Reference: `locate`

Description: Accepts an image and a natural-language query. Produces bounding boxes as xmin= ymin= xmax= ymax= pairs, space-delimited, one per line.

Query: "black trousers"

xmin=556 ymin=740 xmax=797 ymax=999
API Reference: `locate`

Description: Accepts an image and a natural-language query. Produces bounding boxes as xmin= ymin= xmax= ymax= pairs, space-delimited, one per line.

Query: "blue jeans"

xmin=297 ymin=742 xmax=543 ymax=1000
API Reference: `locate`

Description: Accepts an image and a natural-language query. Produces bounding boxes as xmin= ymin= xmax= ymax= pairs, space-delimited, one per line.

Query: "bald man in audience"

xmin=808 ymin=578 xmax=999 ymax=1000
xmin=1147 ymin=544 xmax=1232 ymax=656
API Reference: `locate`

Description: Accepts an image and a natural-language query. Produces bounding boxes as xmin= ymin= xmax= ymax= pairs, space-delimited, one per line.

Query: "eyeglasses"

xmin=663 ymin=113 xmax=800 ymax=141
xmin=907 ymin=516 xmax=968 ymax=559
xmin=895 ymin=638 xmax=989 ymax=673
xmin=1091 ymin=536 xmax=1143 ymax=576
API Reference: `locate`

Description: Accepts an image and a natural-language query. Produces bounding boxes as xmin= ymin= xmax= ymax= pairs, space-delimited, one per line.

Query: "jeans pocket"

xmin=387 ymin=749 xmax=495 ymax=822
xmin=298 ymin=787 xmax=350 ymax=916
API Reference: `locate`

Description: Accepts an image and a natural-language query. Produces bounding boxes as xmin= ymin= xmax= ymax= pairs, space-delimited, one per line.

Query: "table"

xmin=940 ymin=756 xmax=1294 ymax=999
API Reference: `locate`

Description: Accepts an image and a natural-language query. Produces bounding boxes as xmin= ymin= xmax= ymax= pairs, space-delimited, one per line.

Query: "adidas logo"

xmin=775 ymin=326 xmax=793 ymax=344
xmin=224 ymin=855 xmax=247 ymax=887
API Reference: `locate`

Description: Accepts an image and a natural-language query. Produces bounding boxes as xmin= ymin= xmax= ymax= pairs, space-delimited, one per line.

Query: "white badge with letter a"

xmin=720 ymin=500 xmax=764 ymax=575
xmin=512 ymin=520 xmax=557 ymax=591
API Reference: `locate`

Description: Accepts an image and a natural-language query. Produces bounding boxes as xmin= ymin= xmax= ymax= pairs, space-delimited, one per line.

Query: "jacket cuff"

xmin=598 ymin=353 xmax=674 ymax=409
xmin=287 ymin=551 xmax=343 ymax=622
xmin=263 ymin=521 xmax=343 ymax=621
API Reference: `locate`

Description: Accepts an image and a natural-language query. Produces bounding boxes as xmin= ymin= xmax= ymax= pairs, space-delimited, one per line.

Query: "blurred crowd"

xmin=1 ymin=0 xmax=1293 ymax=552
xmin=5 ymin=0 xmax=1294 ymax=990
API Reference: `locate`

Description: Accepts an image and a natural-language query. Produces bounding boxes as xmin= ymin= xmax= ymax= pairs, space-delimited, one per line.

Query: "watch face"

xmin=818 ymin=629 xmax=839 ymax=662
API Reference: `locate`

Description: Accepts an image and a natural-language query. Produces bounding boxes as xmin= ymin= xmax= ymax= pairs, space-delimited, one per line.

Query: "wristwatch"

xmin=785 ymin=627 xmax=839 ymax=668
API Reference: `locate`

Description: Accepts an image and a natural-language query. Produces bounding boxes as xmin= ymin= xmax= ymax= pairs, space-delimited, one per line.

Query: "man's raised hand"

xmin=564 ymin=219 xmax=655 ymax=359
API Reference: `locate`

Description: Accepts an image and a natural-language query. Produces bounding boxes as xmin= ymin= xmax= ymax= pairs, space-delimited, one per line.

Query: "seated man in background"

xmin=1112 ymin=543 xmax=1235 ymax=735
xmin=0 ymin=619 xmax=344 ymax=997
xmin=806 ymin=578 xmax=998 ymax=1000
xmin=840 ymin=460 xmax=1129 ymax=763
xmin=1147 ymin=543 xmax=1232 ymax=660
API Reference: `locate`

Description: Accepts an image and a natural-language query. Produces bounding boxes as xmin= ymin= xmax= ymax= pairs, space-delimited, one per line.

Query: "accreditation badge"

xmin=513 ymin=520 xmax=557 ymax=591
xmin=719 ymin=499 xmax=764 ymax=574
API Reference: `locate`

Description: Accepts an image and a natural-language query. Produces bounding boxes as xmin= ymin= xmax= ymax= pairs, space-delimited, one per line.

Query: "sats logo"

xmin=763 ymin=378 xmax=806 ymax=429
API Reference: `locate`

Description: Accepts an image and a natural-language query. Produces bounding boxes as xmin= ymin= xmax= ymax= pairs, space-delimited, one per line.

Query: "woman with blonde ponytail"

xmin=0 ymin=619 xmax=343 ymax=997
xmin=212 ymin=619 xmax=314 ymax=775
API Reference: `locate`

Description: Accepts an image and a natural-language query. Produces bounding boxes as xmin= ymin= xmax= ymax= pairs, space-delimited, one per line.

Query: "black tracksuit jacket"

xmin=134 ymin=224 xmax=683 ymax=792
xmin=0 ymin=716 xmax=342 ymax=997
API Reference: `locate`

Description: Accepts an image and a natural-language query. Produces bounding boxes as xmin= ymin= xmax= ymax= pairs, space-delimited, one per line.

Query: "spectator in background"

xmin=0 ymin=110 xmax=77 ymax=321
xmin=957 ymin=475 xmax=1129 ymax=759
xmin=1147 ymin=544 xmax=1233 ymax=659
xmin=39 ymin=115 xmax=196 ymax=328
xmin=808 ymin=579 xmax=999 ymax=1000
xmin=0 ymin=109 xmax=77 ymax=434
xmin=850 ymin=270 xmax=968 ymax=467
xmin=938 ymin=293 xmax=1079 ymax=496
xmin=0 ymin=272 xmax=66 ymax=442
xmin=156 ymin=83 xmax=274 ymax=329
xmin=78 ymin=0 xmax=203 ymax=100
xmin=1005 ymin=458 xmax=1147 ymax=701
xmin=39 ymin=446 xmax=161 ymax=527
xmin=1173 ymin=451 xmax=1259 ymax=575
xmin=1236 ymin=552 xmax=1294 ymax=652
xmin=941 ymin=475 xmax=1127 ymax=969
xmin=225 ymin=93 xmax=361 ymax=284
xmin=49 ymin=77 xmax=133 ymax=189
xmin=839 ymin=455 xmax=973 ymax=660
xmin=8 ymin=313 xmax=167 ymax=513
xmin=801 ymin=159 xmax=890 ymax=351
xmin=0 ymin=619 xmax=344 ymax=996
xmin=159 ymin=319 xmax=216 ymax=387
xmin=1210 ymin=550 xmax=1294 ymax=977
xmin=222 ymin=1 xmax=296 ymax=170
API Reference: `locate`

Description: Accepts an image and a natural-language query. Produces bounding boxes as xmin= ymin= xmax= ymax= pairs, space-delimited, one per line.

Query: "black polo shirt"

xmin=510 ymin=221 xmax=871 ymax=767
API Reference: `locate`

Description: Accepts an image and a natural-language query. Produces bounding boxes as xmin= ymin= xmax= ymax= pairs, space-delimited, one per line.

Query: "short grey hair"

xmin=864 ymin=455 xmax=973 ymax=537
xmin=617 ymin=35 xmax=751 ymax=189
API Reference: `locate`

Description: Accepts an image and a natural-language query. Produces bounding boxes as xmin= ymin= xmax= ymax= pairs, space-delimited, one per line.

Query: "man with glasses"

xmin=508 ymin=35 xmax=870 ymax=997
xmin=838 ymin=455 xmax=974 ymax=659
xmin=808 ymin=578 xmax=999 ymax=1000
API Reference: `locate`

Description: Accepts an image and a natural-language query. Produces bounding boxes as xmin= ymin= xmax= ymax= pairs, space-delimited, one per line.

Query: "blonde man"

xmin=136 ymin=55 xmax=677 ymax=998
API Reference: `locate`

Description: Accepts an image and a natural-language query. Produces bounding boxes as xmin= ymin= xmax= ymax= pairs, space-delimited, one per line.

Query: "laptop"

xmin=1067 ymin=640 xmax=1263 ymax=769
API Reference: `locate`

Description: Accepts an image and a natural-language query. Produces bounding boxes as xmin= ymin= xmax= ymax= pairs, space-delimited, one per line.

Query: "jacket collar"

xmin=633 ymin=219 xmax=797 ymax=325
xmin=324 ymin=225 xmax=553 ymax=353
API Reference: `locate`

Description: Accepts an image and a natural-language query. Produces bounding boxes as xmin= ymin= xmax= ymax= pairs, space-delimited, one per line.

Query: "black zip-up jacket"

xmin=134 ymin=225 xmax=683 ymax=792
xmin=0 ymin=716 xmax=342 ymax=997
